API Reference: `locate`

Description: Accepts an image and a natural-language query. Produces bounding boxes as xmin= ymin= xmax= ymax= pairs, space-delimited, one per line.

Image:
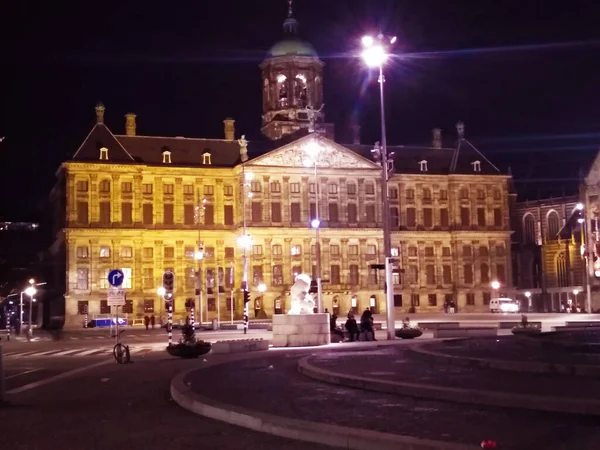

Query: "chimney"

xmin=456 ymin=121 xmax=465 ymax=139
xmin=95 ymin=102 xmax=105 ymax=124
xmin=432 ymin=128 xmax=442 ymax=149
xmin=351 ymin=124 xmax=361 ymax=145
xmin=125 ymin=113 xmax=137 ymax=136
xmin=223 ymin=118 xmax=235 ymax=141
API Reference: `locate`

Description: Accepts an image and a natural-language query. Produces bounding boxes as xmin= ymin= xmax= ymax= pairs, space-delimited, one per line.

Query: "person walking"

xmin=345 ymin=314 xmax=359 ymax=342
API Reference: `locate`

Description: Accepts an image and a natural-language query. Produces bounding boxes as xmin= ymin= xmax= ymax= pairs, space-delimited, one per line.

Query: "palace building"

xmin=49 ymin=5 xmax=512 ymax=327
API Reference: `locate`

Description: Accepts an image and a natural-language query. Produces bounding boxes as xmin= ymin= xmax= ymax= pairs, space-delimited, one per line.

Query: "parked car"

xmin=489 ymin=297 xmax=519 ymax=313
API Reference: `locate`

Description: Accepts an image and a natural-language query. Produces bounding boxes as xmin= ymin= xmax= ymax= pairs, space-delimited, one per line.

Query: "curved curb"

xmin=170 ymin=353 xmax=478 ymax=450
xmin=297 ymin=355 xmax=600 ymax=416
xmin=408 ymin=343 xmax=600 ymax=377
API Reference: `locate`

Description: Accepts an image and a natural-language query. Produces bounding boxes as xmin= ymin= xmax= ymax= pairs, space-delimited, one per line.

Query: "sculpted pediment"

xmin=249 ymin=138 xmax=378 ymax=169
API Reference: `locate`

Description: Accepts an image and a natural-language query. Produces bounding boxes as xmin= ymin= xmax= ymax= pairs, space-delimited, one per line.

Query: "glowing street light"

xmin=257 ymin=283 xmax=267 ymax=294
xmin=491 ymin=280 xmax=501 ymax=291
xmin=238 ymin=233 xmax=253 ymax=250
xmin=157 ymin=286 xmax=166 ymax=297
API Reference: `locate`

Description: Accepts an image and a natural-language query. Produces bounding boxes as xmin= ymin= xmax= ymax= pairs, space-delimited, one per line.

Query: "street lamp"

xmin=303 ymin=139 xmax=323 ymax=313
xmin=257 ymin=283 xmax=267 ymax=294
xmin=19 ymin=281 xmax=36 ymax=336
xmin=525 ymin=291 xmax=532 ymax=312
xmin=575 ymin=202 xmax=593 ymax=313
xmin=362 ymin=33 xmax=396 ymax=340
xmin=240 ymin=168 xmax=254 ymax=335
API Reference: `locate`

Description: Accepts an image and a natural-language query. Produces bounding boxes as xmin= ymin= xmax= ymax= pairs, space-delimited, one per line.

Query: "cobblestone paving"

xmin=424 ymin=337 xmax=600 ymax=365
xmin=186 ymin=352 xmax=600 ymax=449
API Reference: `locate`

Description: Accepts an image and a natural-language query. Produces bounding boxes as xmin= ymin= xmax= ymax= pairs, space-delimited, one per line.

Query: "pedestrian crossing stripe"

xmin=2 ymin=345 xmax=166 ymax=359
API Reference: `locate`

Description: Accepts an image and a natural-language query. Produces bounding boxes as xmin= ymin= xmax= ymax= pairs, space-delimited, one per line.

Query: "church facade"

xmin=49 ymin=6 xmax=512 ymax=327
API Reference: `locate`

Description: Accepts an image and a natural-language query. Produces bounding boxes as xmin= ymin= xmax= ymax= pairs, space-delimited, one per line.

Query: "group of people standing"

xmin=328 ymin=309 xmax=377 ymax=342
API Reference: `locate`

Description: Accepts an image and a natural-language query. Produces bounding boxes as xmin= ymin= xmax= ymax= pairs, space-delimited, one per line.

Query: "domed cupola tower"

xmin=260 ymin=1 xmax=333 ymax=140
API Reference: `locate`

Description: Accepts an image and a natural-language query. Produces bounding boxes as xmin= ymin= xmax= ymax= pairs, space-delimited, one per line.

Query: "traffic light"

xmin=185 ymin=298 xmax=195 ymax=310
xmin=309 ymin=279 xmax=318 ymax=295
xmin=243 ymin=289 xmax=250 ymax=304
xmin=163 ymin=271 xmax=175 ymax=300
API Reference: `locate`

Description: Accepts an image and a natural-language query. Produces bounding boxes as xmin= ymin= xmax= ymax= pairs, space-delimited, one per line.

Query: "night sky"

xmin=1 ymin=0 xmax=600 ymax=221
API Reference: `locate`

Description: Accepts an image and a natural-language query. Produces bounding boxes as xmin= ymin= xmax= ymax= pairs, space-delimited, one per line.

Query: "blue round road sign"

xmin=108 ymin=269 xmax=125 ymax=287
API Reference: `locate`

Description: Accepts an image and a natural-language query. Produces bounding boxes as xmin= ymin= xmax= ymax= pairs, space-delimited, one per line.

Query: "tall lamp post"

xmin=195 ymin=195 xmax=207 ymax=325
xmin=576 ymin=202 xmax=593 ymax=314
xmin=525 ymin=291 xmax=532 ymax=312
xmin=239 ymin=169 xmax=253 ymax=334
xmin=303 ymin=139 xmax=323 ymax=313
xmin=361 ymin=33 xmax=396 ymax=340
xmin=19 ymin=280 xmax=36 ymax=336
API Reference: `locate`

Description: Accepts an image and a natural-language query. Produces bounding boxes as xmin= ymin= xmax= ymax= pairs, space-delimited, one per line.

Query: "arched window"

xmin=523 ymin=214 xmax=535 ymax=244
xmin=277 ymin=74 xmax=287 ymax=107
xmin=263 ymin=78 xmax=270 ymax=110
xmin=294 ymin=74 xmax=308 ymax=107
xmin=556 ymin=253 xmax=568 ymax=287
xmin=547 ymin=211 xmax=560 ymax=240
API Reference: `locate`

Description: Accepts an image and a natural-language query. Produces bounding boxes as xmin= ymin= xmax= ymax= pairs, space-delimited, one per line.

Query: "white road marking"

xmin=6 ymin=368 xmax=43 ymax=379
xmin=50 ymin=349 xmax=85 ymax=356
xmin=78 ymin=348 xmax=110 ymax=356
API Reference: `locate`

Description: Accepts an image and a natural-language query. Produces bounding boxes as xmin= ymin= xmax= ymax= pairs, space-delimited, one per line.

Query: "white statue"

xmin=306 ymin=104 xmax=325 ymax=133
xmin=288 ymin=273 xmax=315 ymax=314
xmin=238 ymin=134 xmax=248 ymax=162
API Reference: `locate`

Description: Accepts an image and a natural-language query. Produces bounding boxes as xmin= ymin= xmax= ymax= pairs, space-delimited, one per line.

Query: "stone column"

xmin=175 ymin=240 xmax=184 ymax=297
xmin=339 ymin=177 xmax=347 ymax=222
xmin=359 ymin=238 xmax=368 ymax=287
xmin=112 ymin=174 xmax=121 ymax=225
xmin=133 ymin=239 xmax=143 ymax=293
xmin=175 ymin=178 xmax=183 ymax=225
xmin=90 ymin=174 xmax=99 ymax=223
xmin=301 ymin=176 xmax=310 ymax=222
xmin=67 ymin=173 xmax=77 ymax=225
xmin=357 ymin=178 xmax=365 ymax=224
xmin=133 ymin=175 xmax=143 ymax=224
xmin=282 ymin=176 xmax=290 ymax=224
xmin=303 ymin=238 xmax=312 ymax=276
xmin=322 ymin=238 xmax=331 ymax=281
xmin=341 ymin=238 xmax=349 ymax=281
xmin=284 ymin=238 xmax=293 ymax=285
xmin=154 ymin=177 xmax=163 ymax=224
xmin=263 ymin=176 xmax=271 ymax=224
xmin=319 ymin=176 xmax=328 ymax=222
xmin=215 ymin=178 xmax=224 ymax=225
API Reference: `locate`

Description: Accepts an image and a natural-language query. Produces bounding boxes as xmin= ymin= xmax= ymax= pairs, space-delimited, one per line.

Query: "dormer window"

xmin=471 ymin=160 xmax=481 ymax=172
xmin=162 ymin=151 xmax=172 ymax=164
xmin=203 ymin=152 xmax=212 ymax=165
xmin=419 ymin=160 xmax=428 ymax=172
xmin=99 ymin=147 xmax=109 ymax=161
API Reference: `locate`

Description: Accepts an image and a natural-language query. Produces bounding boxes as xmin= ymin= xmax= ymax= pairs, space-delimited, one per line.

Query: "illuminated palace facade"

xmin=49 ymin=8 xmax=512 ymax=327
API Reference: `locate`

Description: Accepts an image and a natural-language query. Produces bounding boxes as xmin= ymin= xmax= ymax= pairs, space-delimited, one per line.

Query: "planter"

xmin=395 ymin=328 xmax=423 ymax=339
xmin=511 ymin=327 xmax=542 ymax=336
xmin=166 ymin=342 xmax=212 ymax=358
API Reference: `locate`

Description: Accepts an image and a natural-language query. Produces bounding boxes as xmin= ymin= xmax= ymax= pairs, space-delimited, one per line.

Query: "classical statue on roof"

xmin=306 ymin=103 xmax=324 ymax=132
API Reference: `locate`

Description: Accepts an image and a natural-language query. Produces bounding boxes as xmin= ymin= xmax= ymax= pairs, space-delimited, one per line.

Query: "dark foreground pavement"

xmin=0 ymin=351 xmax=331 ymax=450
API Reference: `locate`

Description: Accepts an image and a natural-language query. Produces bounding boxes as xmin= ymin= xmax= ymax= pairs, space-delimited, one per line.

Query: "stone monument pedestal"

xmin=272 ymin=313 xmax=331 ymax=347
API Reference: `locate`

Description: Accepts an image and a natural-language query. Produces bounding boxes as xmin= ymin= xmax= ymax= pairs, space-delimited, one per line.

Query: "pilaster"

xmin=215 ymin=179 xmax=224 ymax=225
xmin=175 ymin=178 xmax=183 ymax=224
xmin=112 ymin=173 xmax=121 ymax=225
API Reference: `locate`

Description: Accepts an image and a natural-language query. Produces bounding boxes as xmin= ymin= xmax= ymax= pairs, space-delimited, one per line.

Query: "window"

xmin=121 ymin=246 xmax=133 ymax=258
xmin=408 ymin=247 xmax=417 ymax=257
xmin=99 ymin=202 xmax=111 ymax=224
xmin=185 ymin=268 xmax=195 ymax=289
xmin=204 ymin=185 xmax=214 ymax=195
xmin=162 ymin=151 xmax=172 ymax=164
xmin=329 ymin=203 xmax=339 ymax=222
xmin=77 ymin=201 xmax=88 ymax=224
xmin=389 ymin=187 xmax=398 ymax=199
xmin=423 ymin=188 xmax=432 ymax=201
xmin=143 ymin=247 xmax=153 ymax=259
xmin=76 ymin=180 xmax=88 ymax=192
xmin=406 ymin=188 xmax=415 ymax=200
xmin=477 ymin=208 xmax=486 ymax=226
xmin=409 ymin=266 xmax=418 ymax=284
xmin=142 ymin=183 xmax=153 ymax=194
xmin=122 ymin=202 xmax=133 ymax=224
xmin=547 ymin=211 xmax=560 ymax=240
xmin=523 ymin=214 xmax=536 ymax=243
xmin=464 ymin=265 xmax=473 ymax=284
xmin=99 ymin=246 xmax=111 ymax=258
xmin=347 ymin=183 xmax=357 ymax=195
xmin=428 ymin=294 xmax=437 ymax=307
xmin=440 ymin=208 xmax=449 ymax=228
xmin=419 ymin=160 xmax=428 ymax=172
xmin=224 ymin=185 xmax=233 ymax=196
xmin=460 ymin=188 xmax=469 ymax=199
xmin=493 ymin=189 xmax=501 ymax=200
xmin=184 ymin=204 xmax=195 ymax=225
xmin=164 ymin=204 xmax=174 ymax=225
xmin=390 ymin=207 xmax=399 ymax=228
xmin=202 ymin=152 xmax=211 ymax=165
xmin=99 ymin=269 xmax=110 ymax=289
xmin=183 ymin=184 xmax=194 ymax=195
xmin=76 ymin=268 xmax=88 ymax=290
xmin=252 ymin=245 xmax=263 ymax=256
xmin=76 ymin=246 xmax=88 ymax=258
xmin=272 ymin=244 xmax=283 ymax=256
xmin=204 ymin=204 xmax=215 ymax=225
xmin=426 ymin=265 xmax=435 ymax=285
xmin=290 ymin=183 xmax=301 ymax=193
xmin=328 ymin=184 xmax=338 ymax=194
xmin=347 ymin=204 xmax=358 ymax=223
xmin=394 ymin=294 xmax=403 ymax=307
xmin=411 ymin=294 xmax=420 ymax=307
xmin=477 ymin=189 xmax=485 ymax=200
xmin=251 ymin=181 xmax=261 ymax=192
xmin=391 ymin=247 xmax=399 ymax=257
xmin=331 ymin=265 xmax=341 ymax=284
xmin=121 ymin=268 xmax=132 ymax=289
xmin=349 ymin=245 xmax=359 ymax=256
xmin=291 ymin=203 xmax=301 ymax=222
xmin=368 ymin=267 xmax=378 ymax=284
xmin=460 ymin=207 xmax=470 ymax=227
xmin=204 ymin=247 xmax=215 ymax=259
xmin=480 ymin=263 xmax=490 ymax=283
xmin=272 ymin=265 xmax=284 ymax=285
xmin=330 ymin=245 xmax=340 ymax=256
xmin=479 ymin=246 xmax=489 ymax=257
xmin=270 ymin=181 xmax=281 ymax=193
xmin=406 ymin=208 xmax=416 ymax=227
xmin=164 ymin=247 xmax=175 ymax=259
xmin=291 ymin=245 xmax=302 ymax=256
xmin=99 ymin=180 xmax=111 ymax=192
xmin=466 ymin=293 xmax=475 ymax=305
xmin=496 ymin=264 xmax=506 ymax=283
xmin=100 ymin=300 xmax=110 ymax=314
xmin=439 ymin=190 xmax=448 ymax=201
xmin=271 ymin=202 xmax=282 ymax=222
xmin=144 ymin=299 xmax=154 ymax=313
xmin=143 ymin=204 xmax=153 ymax=225
xmin=224 ymin=205 xmax=234 ymax=225
xmin=185 ymin=247 xmax=195 ymax=258
xmin=483 ymin=292 xmax=491 ymax=305
xmin=393 ymin=272 xmax=401 ymax=285
xmin=472 ymin=161 xmax=481 ymax=172
xmin=443 ymin=266 xmax=452 ymax=284
xmin=309 ymin=183 xmax=316 ymax=194
xmin=163 ymin=184 xmax=174 ymax=195
xmin=251 ymin=202 xmax=262 ymax=222
xmin=365 ymin=184 xmax=375 ymax=195
xmin=367 ymin=244 xmax=377 ymax=256
xmin=442 ymin=247 xmax=451 ymax=257
xmin=292 ymin=265 xmax=302 ymax=278
xmin=494 ymin=208 xmax=502 ymax=227
xmin=463 ymin=245 xmax=472 ymax=256
xmin=349 ymin=265 xmax=359 ymax=285
xmin=225 ymin=247 xmax=234 ymax=258
xmin=496 ymin=245 xmax=505 ymax=257
xmin=422 ymin=247 xmax=433 ymax=257
xmin=423 ymin=208 xmax=433 ymax=228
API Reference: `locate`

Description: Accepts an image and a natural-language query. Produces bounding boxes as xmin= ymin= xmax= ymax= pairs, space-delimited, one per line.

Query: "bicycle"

xmin=112 ymin=330 xmax=131 ymax=364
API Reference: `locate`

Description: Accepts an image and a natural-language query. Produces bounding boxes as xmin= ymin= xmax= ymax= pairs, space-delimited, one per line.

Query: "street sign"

xmin=107 ymin=287 xmax=125 ymax=306
xmin=108 ymin=269 xmax=125 ymax=287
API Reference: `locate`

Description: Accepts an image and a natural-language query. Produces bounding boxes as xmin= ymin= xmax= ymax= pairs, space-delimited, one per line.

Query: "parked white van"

xmin=489 ymin=297 xmax=519 ymax=313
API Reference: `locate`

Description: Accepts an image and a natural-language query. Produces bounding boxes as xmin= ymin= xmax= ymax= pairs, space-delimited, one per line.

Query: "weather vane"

xmin=288 ymin=0 xmax=293 ymax=17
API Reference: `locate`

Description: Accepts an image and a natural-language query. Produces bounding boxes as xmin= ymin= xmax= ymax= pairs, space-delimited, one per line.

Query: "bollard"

xmin=190 ymin=307 xmax=195 ymax=329
xmin=83 ymin=313 xmax=88 ymax=329
xmin=5 ymin=315 xmax=9 ymax=342
xmin=0 ymin=345 xmax=4 ymax=403
xmin=167 ymin=305 xmax=173 ymax=346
